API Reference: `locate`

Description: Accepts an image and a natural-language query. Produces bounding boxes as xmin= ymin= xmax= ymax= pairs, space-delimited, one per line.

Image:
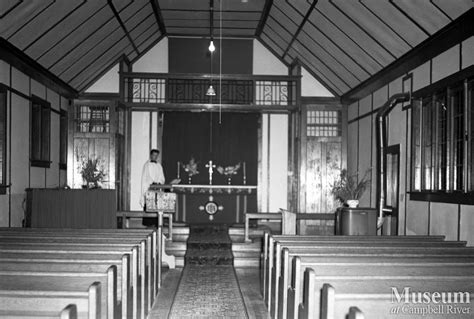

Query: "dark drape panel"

xmin=162 ymin=112 xmax=258 ymax=185
xmin=168 ymin=38 xmax=253 ymax=74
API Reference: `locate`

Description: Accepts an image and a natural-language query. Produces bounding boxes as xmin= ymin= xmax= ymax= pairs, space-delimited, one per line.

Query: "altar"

xmin=150 ymin=184 xmax=257 ymax=224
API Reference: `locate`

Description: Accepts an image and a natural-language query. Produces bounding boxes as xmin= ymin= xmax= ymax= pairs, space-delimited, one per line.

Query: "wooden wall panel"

xmin=347 ymin=102 xmax=358 ymax=121
xmin=412 ymin=61 xmax=430 ymax=91
xmin=46 ymin=112 xmax=60 ymax=188
xmin=11 ymin=67 xmax=29 ymax=95
xmin=268 ymin=114 xmax=288 ymax=212
xmin=429 ymin=202 xmax=459 ymax=240
xmin=0 ymin=60 xmax=9 ymax=84
xmin=432 ymin=45 xmax=460 ymax=82
xmin=31 ymin=79 xmax=45 ymax=99
xmin=357 ymin=116 xmax=371 ymax=207
xmin=461 ymin=36 xmax=474 ymax=69
xmin=10 ymin=94 xmax=29 ymax=226
xmin=406 ymin=200 xmax=430 ymax=235
xmin=130 ymin=111 xmax=150 ymax=210
xmin=460 ymin=205 xmax=474 ymax=245
xmin=347 ymin=122 xmax=358 ymax=176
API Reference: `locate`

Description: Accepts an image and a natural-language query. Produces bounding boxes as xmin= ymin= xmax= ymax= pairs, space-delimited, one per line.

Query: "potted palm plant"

xmin=330 ymin=169 xmax=371 ymax=208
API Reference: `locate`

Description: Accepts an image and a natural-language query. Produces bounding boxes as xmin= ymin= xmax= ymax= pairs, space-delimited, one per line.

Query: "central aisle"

xmin=169 ymin=225 xmax=249 ymax=318
xmin=169 ymin=265 xmax=248 ymax=318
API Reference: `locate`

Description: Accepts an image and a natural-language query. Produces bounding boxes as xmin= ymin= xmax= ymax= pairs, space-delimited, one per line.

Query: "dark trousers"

xmin=142 ymin=204 xmax=157 ymax=228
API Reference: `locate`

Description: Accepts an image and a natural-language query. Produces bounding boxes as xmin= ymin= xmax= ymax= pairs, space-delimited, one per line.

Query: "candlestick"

xmin=243 ymin=161 xmax=246 ymax=185
xmin=177 ymin=161 xmax=180 ymax=179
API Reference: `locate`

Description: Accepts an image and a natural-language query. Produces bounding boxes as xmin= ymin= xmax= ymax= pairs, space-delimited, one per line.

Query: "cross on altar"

xmin=205 ymin=160 xmax=216 ymax=185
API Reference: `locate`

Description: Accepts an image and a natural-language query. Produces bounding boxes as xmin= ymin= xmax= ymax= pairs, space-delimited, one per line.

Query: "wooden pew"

xmin=0 ymin=258 xmax=130 ymax=318
xmin=0 ymin=247 xmax=141 ymax=319
xmin=265 ymin=239 xmax=472 ymax=316
xmin=0 ymin=304 xmax=78 ymax=319
xmin=307 ymin=274 xmax=474 ymax=319
xmin=284 ymin=253 xmax=474 ymax=319
xmin=0 ymin=277 xmax=101 ymax=319
xmin=0 ymin=270 xmax=115 ymax=318
xmin=261 ymin=233 xmax=447 ymax=298
xmin=0 ymin=228 xmax=161 ymax=319
xmin=0 ymin=228 xmax=162 ymax=301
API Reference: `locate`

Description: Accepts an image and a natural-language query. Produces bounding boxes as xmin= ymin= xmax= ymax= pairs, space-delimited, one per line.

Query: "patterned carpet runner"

xmin=169 ymin=225 xmax=248 ymax=318
xmin=185 ymin=225 xmax=234 ymax=265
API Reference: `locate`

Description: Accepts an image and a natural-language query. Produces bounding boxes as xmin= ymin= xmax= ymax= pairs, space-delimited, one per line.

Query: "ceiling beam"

xmin=282 ymin=0 xmax=317 ymax=58
xmin=341 ymin=8 xmax=474 ymax=103
xmin=150 ymin=0 xmax=167 ymax=35
xmin=0 ymin=38 xmax=77 ymax=97
xmin=108 ymin=0 xmax=140 ymax=55
xmin=255 ymin=0 xmax=273 ymax=37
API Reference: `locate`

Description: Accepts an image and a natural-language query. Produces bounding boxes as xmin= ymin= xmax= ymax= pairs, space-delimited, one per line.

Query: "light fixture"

xmin=206 ymin=85 xmax=216 ymax=96
xmin=208 ymin=39 xmax=215 ymax=52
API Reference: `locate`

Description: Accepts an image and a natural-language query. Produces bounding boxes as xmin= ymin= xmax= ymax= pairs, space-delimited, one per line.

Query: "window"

xmin=75 ymin=103 xmax=110 ymax=133
xmin=307 ymin=110 xmax=342 ymax=137
xmin=411 ymin=72 xmax=473 ymax=203
xmin=59 ymin=110 xmax=67 ymax=169
xmin=0 ymin=86 xmax=7 ymax=193
xmin=31 ymin=96 xmax=51 ymax=167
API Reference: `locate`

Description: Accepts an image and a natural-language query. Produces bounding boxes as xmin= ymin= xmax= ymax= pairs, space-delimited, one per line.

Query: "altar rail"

xmin=121 ymin=72 xmax=299 ymax=110
xmin=244 ymin=211 xmax=335 ymax=242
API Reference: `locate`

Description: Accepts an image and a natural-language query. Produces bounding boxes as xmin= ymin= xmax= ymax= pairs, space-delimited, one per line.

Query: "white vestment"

xmin=140 ymin=160 xmax=165 ymax=207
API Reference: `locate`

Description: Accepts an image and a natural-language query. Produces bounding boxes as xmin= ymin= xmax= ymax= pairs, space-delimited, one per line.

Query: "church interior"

xmin=0 ymin=1 xmax=474 ymax=318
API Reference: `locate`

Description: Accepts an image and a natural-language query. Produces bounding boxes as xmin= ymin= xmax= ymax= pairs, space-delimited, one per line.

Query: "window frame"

xmin=59 ymin=109 xmax=67 ymax=170
xmin=409 ymin=67 xmax=474 ymax=205
xmin=30 ymin=95 xmax=51 ymax=168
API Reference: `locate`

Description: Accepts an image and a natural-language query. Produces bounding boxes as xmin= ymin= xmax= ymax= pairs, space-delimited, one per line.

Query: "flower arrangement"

xmin=330 ymin=169 xmax=371 ymax=206
xmin=217 ymin=162 xmax=241 ymax=176
xmin=77 ymin=155 xmax=107 ymax=189
xmin=183 ymin=158 xmax=199 ymax=176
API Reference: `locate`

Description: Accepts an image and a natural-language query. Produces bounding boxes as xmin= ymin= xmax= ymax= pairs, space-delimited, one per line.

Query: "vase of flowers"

xmin=183 ymin=158 xmax=199 ymax=184
xmin=330 ymin=169 xmax=371 ymax=207
xmin=78 ymin=156 xmax=107 ymax=189
xmin=217 ymin=163 xmax=241 ymax=185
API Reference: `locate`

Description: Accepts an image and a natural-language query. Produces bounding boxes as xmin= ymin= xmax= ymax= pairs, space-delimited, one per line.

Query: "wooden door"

xmin=299 ymin=101 xmax=345 ymax=235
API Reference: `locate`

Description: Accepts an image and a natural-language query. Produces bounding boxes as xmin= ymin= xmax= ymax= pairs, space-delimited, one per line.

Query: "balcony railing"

xmin=121 ymin=72 xmax=299 ymax=109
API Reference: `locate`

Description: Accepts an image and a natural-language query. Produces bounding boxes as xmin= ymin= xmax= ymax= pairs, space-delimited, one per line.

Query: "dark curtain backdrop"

xmin=168 ymin=38 xmax=253 ymax=74
xmin=162 ymin=112 xmax=258 ymax=185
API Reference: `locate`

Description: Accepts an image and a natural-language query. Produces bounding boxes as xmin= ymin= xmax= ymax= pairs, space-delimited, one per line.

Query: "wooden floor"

xmin=149 ymin=267 xmax=269 ymax=318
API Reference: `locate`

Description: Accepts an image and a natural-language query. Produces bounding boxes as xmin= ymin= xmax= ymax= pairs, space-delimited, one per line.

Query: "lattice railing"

xmin=121 ymin=72 xmax=298 ymax=107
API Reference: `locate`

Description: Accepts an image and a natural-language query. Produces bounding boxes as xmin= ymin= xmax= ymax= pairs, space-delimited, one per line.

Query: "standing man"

xmin=140 ymin=149 xmax=165 ymax=227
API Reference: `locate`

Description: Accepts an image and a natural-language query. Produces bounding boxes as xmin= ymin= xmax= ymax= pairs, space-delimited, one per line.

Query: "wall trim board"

xmin=300 ymin=96 xmax=340 ymax=105
xmin=341 ymin=8 xmax=474 ymax=103
xmin=0 ymin=84 xmax=62 ymax=115
xmin=0 ymin=38 xmax=77 ymax=98
xmin=412 ymin=65 xmax=474 ymax=98
xmin=349 ymin=66 xmax=474 ymax=124
xmin=409 ymin=192 xmax=474 ymax=205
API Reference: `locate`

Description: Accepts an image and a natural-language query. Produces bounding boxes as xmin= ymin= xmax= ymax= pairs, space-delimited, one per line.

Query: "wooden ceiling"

xmin=0 ymin=0 xmax=472 ymax=96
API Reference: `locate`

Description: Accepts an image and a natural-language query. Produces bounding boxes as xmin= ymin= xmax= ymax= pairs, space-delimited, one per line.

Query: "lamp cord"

xmin=219 ymin=0 xmax=223 ymax=124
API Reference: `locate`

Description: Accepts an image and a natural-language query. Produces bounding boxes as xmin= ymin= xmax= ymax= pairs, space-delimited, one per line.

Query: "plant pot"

xmin=346 ymin=199 xmax=359 ymax=208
